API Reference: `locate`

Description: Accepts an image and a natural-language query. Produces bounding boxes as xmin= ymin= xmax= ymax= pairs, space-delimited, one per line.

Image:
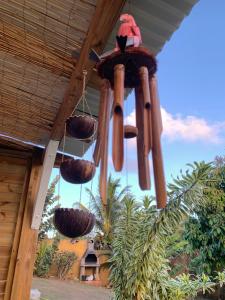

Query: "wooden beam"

xmin=31 ymin=140 xmax=59 ymax=229
xmin=51 ymin=0 xmax=126 ymax=140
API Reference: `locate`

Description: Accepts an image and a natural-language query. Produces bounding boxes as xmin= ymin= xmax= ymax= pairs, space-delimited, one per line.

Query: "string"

xmin=128 ymin=0 xmax=132 ymax=14
xmin=69 ymin=70 xmax=97 ymax=141
xmin=61 ymin=123 xmax=67 ymax=163
xmin=125 ymin=94 xmax=129 ymax=196
xmin=88 ymin=120 xmax=97 ymax=210
xmin=58 ymin=124 xmax=66 ymax=207
xmin=64 ymin=70 xmax=96 ymax=209
xmin=78 ymin=70 xmax=88 ymax=208
xmin=58 ymin=168 xmax=61 ymax=207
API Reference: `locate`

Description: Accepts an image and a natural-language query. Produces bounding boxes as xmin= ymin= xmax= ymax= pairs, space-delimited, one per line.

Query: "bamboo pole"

xmin=135 ymin=86 xmax=150 ymax=190
xmin=93 ymin=79 xmax=111 ymax=166
xmin=100 ymin=86 xmax=113 ymax=206
xmin=150 ymin=75 xmax=167 ymax=209
xmin=112 ymin=64 xmax=124 ymax=172
xmin=139 ymin=66 xmax=152 ymax=153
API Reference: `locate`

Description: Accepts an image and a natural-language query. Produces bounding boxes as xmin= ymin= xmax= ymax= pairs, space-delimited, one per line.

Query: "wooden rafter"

xmin=51 ymin=0 xmax=126 ymax=140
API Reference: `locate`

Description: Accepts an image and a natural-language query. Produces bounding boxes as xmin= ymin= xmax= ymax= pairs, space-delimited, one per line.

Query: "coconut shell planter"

xmin=60 ymin=159 xmax=96 ymax=184
xmin=66 ymin=115 xmax=96 ymax=139
xmin=54 ymin=208 xmax=96 ymax=238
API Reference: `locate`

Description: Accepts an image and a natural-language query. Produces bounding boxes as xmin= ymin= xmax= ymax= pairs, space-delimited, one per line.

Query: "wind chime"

xmin=93 ymin=13 xmax=167 ymax=208
xmin=54 ymin=71 xmax=96 ymax=238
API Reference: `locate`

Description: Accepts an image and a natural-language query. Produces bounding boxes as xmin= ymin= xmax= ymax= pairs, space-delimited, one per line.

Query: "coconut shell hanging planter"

xmin=54 ymin=208 xmax=96 ymax=238
xmin=60 ymin=159 xmax=96 ymax=184
xmin=66 ymin=115 xmax=96 ymax=139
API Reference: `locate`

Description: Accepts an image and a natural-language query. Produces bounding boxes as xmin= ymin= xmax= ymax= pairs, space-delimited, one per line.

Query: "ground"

xmin=32 ymin=277 xmax=111 ymax=300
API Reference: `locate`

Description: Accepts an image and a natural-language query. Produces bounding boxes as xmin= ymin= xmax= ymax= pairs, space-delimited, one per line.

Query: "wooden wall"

xmin=0 ymin=148 xmax=42 ymax=300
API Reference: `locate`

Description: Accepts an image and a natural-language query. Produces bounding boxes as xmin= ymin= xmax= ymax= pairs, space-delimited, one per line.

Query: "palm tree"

xmin=86 ymin=175 xmax=129 ymax=249
xmin=110 ymin=162 xmax=218 ymax=300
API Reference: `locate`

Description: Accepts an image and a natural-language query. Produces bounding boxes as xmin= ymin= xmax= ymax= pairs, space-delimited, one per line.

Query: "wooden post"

xmin=31 ymin=140 xmax=59 ymax=229
xmin=100 ymin=85 xmax=113 ymax=206
xmin=135 ymin=86 xmax=150 ymax=190
xmin=150 ymin=76 xmax=167 ymax=209
xmin=112 ymin=64 xmax=124 ymax=172
xmin=10 ymin=151 xmax=43 ymax=300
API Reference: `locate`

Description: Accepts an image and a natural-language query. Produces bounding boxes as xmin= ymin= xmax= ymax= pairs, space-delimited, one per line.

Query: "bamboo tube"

xmin=100 ymin=89 xmax=113 ymax=206
xmin=135 ymin=86 xmax=150 ymax=190
xmin=112 ymin=64 xmax=125 ymax=172
xmin=150 ymin=75 xmax=167 ymax=209
xmin=139 ymin=66 xmax=152 ymax=153
xmin=93 ymin=79 xmax=111 ymax=166
xmin=151 ymin=76 xmax=163 ymax=134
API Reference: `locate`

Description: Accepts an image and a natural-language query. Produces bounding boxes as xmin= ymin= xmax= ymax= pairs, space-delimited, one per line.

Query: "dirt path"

xmin=32 ymin=277 xmax=111 ymax=300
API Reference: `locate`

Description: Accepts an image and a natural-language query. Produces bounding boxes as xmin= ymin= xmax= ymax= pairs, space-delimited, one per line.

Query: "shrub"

xmin=55 ymin=251 xmax=77 ymax=279
xmin=34 ymin=241 xmax=55 ymax=277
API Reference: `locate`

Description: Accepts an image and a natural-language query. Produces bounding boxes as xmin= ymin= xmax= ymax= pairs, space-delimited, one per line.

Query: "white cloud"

xmin=125 ymin=107 xmax=225 ymax=144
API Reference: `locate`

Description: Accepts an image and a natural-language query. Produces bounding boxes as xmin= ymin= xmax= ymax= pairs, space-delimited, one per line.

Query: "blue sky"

xmin=51 ymin=0 xmax=225 ymax=207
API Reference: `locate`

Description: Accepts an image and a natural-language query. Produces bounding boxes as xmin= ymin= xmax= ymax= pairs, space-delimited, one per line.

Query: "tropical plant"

xmin=184 ymin=157 xmax=225 ymax=276
xmin=166 ymin=273 xmax=215 ymax=300
xmin=86 ymin=175 xmax=128 ymax=249
xmin=39 ymin=176 xmax=60 ymax=240
xmin=34 ymin=241 xmax=55 ymax=277
xmin=110 ymin=162 xmax=216 ymax=300
xmin=54 ymin=251 xmax=77 ymax=279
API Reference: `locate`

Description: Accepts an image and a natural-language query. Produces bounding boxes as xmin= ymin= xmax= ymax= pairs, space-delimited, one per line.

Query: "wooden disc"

xmin=97 ymin=47 xmax=157 ymax=88
xmin=124 ymin=125 xmax=138 ymax=139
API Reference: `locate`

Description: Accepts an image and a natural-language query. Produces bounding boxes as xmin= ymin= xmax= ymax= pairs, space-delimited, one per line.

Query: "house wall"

xmin=49 ymin=239 xmax=88 ymax=279
xmin=48 ymin=239 xmax=110 ymax=286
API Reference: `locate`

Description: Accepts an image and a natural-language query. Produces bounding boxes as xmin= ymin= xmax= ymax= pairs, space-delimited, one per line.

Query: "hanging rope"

xmin=57 ymin=168 xmax=61 ymax=207
xmin=60 ymin=70 xmax=97 ymax=210
xmin=57 ymin=123 xmax=67 ymax=207
xmin=61 ymin=123 xmax=67 ymax=163
xmin=69 ymin=70 xmax=97 ymax=141
xmin=88 ymin=120 xmax=97 ymax=210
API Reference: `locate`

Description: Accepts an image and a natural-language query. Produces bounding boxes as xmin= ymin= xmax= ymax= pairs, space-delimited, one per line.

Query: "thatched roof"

xmin=0 ymin=0 xmax=198 ymax=156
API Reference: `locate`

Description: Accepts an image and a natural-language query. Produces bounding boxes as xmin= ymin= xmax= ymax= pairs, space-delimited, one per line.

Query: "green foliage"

xmin=184 ymin=158 xmax=225 ymax=275
xmin=110 ymin=162 xmax=217 ymax=300
xmin=34 ymin=241 xmax=55 ymax=277
xmin=54 ymin=251 xmax=77 ymax=280
xmin=86 ymin=175 xmax=128 ymax=249
xmin=39 ymin=176 xmax=60 ymax=241
xmin=166 ymin=273 xmax=215 ymax=300
xmin=166 ymin=223 xmax=189 ymax=276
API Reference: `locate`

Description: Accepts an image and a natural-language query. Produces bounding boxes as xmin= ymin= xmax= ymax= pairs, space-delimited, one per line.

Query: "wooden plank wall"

xmin=0 ymin=151 xmax=31 ymax=300
xmin=10 ymin=152 xmax=42 ymax=300
xmin=0 ymin=148 xmax=42 ymax=300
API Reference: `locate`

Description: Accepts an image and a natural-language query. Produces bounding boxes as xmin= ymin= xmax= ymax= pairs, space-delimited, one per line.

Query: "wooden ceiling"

xmin=0 ymin=0 xmax=198 ymax=154
xmin=0 ymin=0 xmax=125 ymax=149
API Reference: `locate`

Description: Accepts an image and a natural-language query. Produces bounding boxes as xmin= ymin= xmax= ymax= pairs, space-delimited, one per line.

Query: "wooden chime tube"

xmin=150 ymin=75 xmax=167 ymax=209
xmin=139 ymin=66 xmax=152 ymax=153
xmin=93 ymin=79 xmax=111 ymax=166
xmin=112 ymin=64 xmax=125 ymax=171
xmin=100 ymin=84 xmax=113 ymax=206
xmin=135 ymin=86 xmax=150 ymax=190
